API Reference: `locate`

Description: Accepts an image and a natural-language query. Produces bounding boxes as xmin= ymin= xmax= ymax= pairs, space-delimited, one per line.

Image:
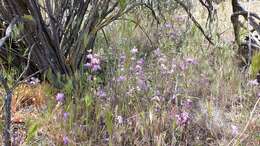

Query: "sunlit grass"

xmin=0 ymin=1 xmax=260 ymax=145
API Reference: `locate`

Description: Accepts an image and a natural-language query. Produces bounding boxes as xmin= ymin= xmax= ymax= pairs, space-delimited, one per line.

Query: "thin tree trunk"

xmin=0 ymin=76 xmax=12 ymax=146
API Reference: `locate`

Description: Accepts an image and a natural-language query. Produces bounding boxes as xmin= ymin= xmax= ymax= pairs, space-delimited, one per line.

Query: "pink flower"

xmin=116 ymin=116 xmax=123 ymax=124
xmin=137 ymin=58 xmax=145 ymax=65
xmin=29 ymin=77 xmax=40 ymax=85
xmin=131 ymin=47 xmax=138 ymax=54
xmin=135 ymin=65 xmax=142 ymax=72
xmin=164 ymin=23 xmax=172 ymax=28
xmin=248 ymin=79 xmax=259 ymax=86
xmin=179 ymin=63 xmax=187 ymax=71
xmin=117 ymin=76 xmax=126 ymax=82
xmin=231 ymin=125 xmax=239 ymax=136
xmin=92 ymin=64 xmax=101 ymax=72
xmin=97 ymin=88 xmax=106 ymax=97
xmin=176 ymin=112 xmax=190 ymax=126
xmin=63 ymin=136 xmax=69 ymax=145
xmin=184 ymin=99 xmax=192 ymax=109
xmin=91 ymin=57 xmax=100 ymax=65
xmin=136 ymin=79 xmax=148 ymax=91
xmin=84 ymin=63 xmax=91 ymax=68
xmin=84 ymin=53 xmax=102 ymax=72
xmin=185 ymin=57 xmax=198 ymax=65
xmin=86 ymin=54 xmax=93 ymax=59
xmin=56 ymin=93 xmax=65 ymax=103
xmin=63 ymin=112 xmax=69 ymax=120
xmin=154 ymin=48 xmax=161 ymax=56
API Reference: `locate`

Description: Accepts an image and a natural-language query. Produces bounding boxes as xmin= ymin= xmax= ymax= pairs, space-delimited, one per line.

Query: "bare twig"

xmin=118 ymin=18 xmax=156 ymax=49
xmin=175 ymin=0 xmax=214 ymax=45
xmin=228 ymin=98 xmax=260 ymax=146
xmin=15 ymin=43 xmax=35 ymax=83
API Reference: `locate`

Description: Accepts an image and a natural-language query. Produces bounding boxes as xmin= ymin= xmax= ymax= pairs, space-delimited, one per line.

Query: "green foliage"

xmin=64 ymin=79 xmax=74 ymax=96
xmin=22 ymin=15 xmax=34 ymax=22
xmin=105 ymin=110 xmax=113 ymax=146
xmin=105 ymin=111 xmax=113 ymax=135
xmin=250 ymin=52 xmax=260 ymax=77
xmin=119 ymin=0 xmax=127 ymax=10
xmin=84 ymin=94 xmax=93 ymax=107
xmin=26 ymin=123 xmax=38 ymax=143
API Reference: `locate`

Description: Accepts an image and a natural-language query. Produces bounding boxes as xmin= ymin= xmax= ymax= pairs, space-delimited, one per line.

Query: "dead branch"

xmin=175 ymin=0 xmax=214 ymax=45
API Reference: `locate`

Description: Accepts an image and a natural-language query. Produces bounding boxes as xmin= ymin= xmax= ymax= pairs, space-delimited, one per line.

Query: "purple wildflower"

xmin=184 ymin=99 xmax=193 ymax=109
xmin=84 ymin=53 xmax=102 ymax=72
xmin=87 ymin=75 xmax=93 ymax=81
xmin=151 ymin=96 xmax=160 ymax=102
xmin=137 ymin=58 xmax=145 ymax=65
xmin=56 ymin=93 xmax=65 ymax=103
xmin=131 ymin=47 xmax=138 ymax=54
xmin=83 ymin=63 xmax=91 ymax=68
xmin=158 ymin=56 xmax=166 ymax=63
xmin=92 ymin=64 xmax=101 ymax=72
xmin=63 ymin=112 xmax=69 ymax=120
xmin=97 ymin=88 xmax=106 ymax=97
xmin=185 ymin=57 xmax=198 ymax=65
xmin=119 ymin=54 xmax=126 ymax=63
xmin=86 ymin=54 xmax=93 ymax=59
xmin=91 ymin=57 xmax=100 ymax=65
xmin=135 ymin=65 xmax=142 ymax=72
xmin=231 ymin=125 xmax=239 ymax=136
xmin=248 ymin=79 xmax=259 ymax=86
xmin=29 ymin=77 xmax=40 ymax=85
xmin=116 ymin=116 xmax=123 ymax=124
xmin=154 ymin=48 xmax=161 ymax=56
xmin=257 ymin=92 xmax=260 ymax=98
xmin=117 ymin=76 xmax=126 ymax=82
xmin=136 ymin=79 xmax=148 ymax=91
xmin=179 ymin=62 xmax=188 ymax=71
xmin=63 ymin=136 xmax=69 ymax=145
xmin=176 ymin=111 xmax=190 ymax=126
xmin=160 ymin=64 xmax=167 ymax=71
xmin=164 ymin=23 xmax=172 ymax=29
xmin=172 ymin=95 xmax=176 ymax=100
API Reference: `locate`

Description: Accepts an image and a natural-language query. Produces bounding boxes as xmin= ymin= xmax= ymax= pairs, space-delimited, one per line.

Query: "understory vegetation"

xmin=0 ymin=0 xmax=259 ymax=146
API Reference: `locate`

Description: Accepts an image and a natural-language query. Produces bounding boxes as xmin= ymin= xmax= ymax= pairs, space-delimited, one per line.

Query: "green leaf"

xmin=118 ymin=0 xmax=127 ymax=10
xmin=22 ymin=15 xmax=34 ymax=22
xmin=250 ymin=52 xmax=260 ymax=77
xmin=105 ymin=111 xmax=113 ymax=135
xmin=83 ymin=33 xmax=88 ymax=48
xmin=84 ymin=94 xmax=93 ymax=107
xmin=26 ymin=123 xmax=38 ymax=143
xmin=64 ymin=79 xmax=73 ymax=96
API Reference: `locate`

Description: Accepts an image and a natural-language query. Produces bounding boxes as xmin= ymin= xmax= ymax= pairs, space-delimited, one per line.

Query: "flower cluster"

xmin=153 ymin=48 xmax=178 ymax=75
xmin=56 ymin=92 xmax=65 ymax=103
xmin=27 ymin=77 xmax=40 ymax=85
xmin=84 ymin=53 xmax=101 ymax=72
xmin=12 ymin=130 xmax=25 ymax=146
xmin=179 ymin=57 xmax=198 ymax=71
xmin=135 ymin=58 xmax=148 ymax=91
xmin=231 ymin=125 xmax=239 ymax=136
xmin=176 ymin=111 xmax=190 ymax=126
xmin=96 ymin=87 xmax=107 ymax=97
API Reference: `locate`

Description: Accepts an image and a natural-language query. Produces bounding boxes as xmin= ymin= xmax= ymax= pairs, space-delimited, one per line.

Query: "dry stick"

xmin=227 ymin=98 xmax=260 ymax=146
xmin=0 ymin=16 xmax=19 ymax=146
xmin=175 ymin=0 xmax=214 ymax=45
xmin=118 ymin=18 xmax=155 ymax=49
xmin=247 ymin=0 xmax=252 ymax=67
xmin=15 ymin=43 xmax=35 ymax=83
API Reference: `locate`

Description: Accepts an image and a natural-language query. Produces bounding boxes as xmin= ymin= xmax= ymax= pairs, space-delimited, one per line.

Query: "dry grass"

xmin=0 ymin=1 xmax=259 ymax=146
